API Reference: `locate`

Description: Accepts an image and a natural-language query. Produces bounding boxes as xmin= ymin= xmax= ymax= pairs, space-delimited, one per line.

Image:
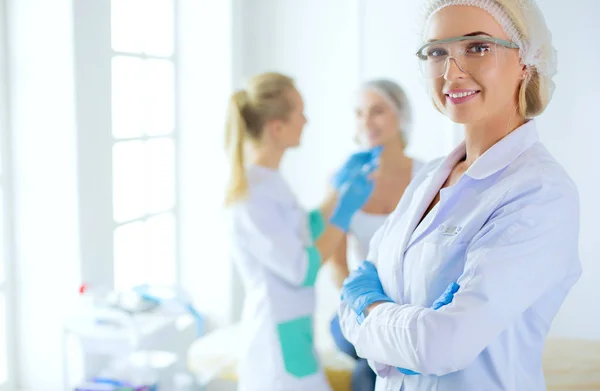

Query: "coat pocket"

xmin=276 ymin=315 xmax=319 ymax=378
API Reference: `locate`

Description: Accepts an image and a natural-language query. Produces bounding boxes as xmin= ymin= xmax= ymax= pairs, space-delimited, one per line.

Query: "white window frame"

xmin=74 ymin=0 xmax=181 ymax=290
xmin=109 ymin=0 xmax=180 ymax=290
xmin=0 ymin=0 xmax=16 ymax=389
xmin=110 ymin=1 xmax=180 ymax=289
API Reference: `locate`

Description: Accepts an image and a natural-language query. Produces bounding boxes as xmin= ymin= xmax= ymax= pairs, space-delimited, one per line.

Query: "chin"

xmin=443 ymin=105 xmax=482 ymax=125
xmin=371 ymin=134 xmax=400 ymax=149
xmin=364 ymin=136 xmax=386 ymax=148
xmin=446 ymin=113 xmax=472 ymax=124
xmin=364 ymin=141 xmax=381 ymax=149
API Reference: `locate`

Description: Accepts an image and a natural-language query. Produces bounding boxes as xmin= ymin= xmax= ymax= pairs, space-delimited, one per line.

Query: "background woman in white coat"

xmin=225 ymin=72 xmax=377 ymax=391
xmin=338 ymin=1 xmax=582 ymax=390
xmin=328 ymin=79 xmax=424 ymax=391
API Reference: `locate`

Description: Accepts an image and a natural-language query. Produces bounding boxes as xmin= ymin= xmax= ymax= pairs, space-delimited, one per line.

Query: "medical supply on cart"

xmin=64 ymin=284 xmax=202 ymax=390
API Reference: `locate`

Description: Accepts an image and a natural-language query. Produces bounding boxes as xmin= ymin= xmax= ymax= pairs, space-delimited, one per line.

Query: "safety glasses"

xmin=415 ymin=35 xmax=519 ymax=79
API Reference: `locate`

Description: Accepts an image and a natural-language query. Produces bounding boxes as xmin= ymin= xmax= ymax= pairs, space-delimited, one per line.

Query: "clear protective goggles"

xmin=415 ymin=35 xmax=519 ymax=79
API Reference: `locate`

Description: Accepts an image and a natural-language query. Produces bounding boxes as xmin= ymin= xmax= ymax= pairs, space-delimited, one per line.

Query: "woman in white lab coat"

xmin=328 ymin=79 xmax=424 ymax=391
xmin=225 ymin=72 xmax=377 ymax=391
xmin=338 ymin=1 xmax=582 ymax=390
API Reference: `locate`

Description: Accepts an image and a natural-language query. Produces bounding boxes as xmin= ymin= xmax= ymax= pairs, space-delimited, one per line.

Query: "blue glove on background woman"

xmin=328 ymin=155 xmax=378 ymax=232
xmin=331 ymin=146 xmax=382 ymax=190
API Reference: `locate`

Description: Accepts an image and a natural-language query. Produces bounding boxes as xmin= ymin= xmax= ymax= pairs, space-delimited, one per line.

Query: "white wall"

xmin=0 ymin=1 xmax=17 ymax=390
xmin=531 ymin=0 xmax=600 ymax=339
xmin=178 ymin=0 xmax=239 ymax=330
xmin=7 ymin=0 xmax=82 ymax=389
xmin=239 ymin=0 xmax=600 ymax=340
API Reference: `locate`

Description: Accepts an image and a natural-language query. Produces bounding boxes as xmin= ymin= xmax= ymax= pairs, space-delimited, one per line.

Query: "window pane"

xmin=111 ymin=0 xmax=145 ymax=54
xmin=114 ymin=221 xmax=145 ymax=291
xmin=111 ymin=0 xmax=174 ymax=57
xmin=145 ymin=213 xmax=176 ymax=285
xmin=144 ymin=60 xmax=174 ymax=136
xmin=143 ymin=0 xmax=175 ymax=56
xmin=0 ymin=294 xmax=7 ymax=384
xmin=145 ymin=138 xmax=175 ymax=213
xmin=112 ymin=56 xmax=144 ymax=139
xmin=113 ymin=141 xmax=145 ymax=222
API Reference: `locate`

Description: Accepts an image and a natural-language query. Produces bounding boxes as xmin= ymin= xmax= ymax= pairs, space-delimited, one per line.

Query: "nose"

xmin=443 ymin=57 xmax=468 ymax=81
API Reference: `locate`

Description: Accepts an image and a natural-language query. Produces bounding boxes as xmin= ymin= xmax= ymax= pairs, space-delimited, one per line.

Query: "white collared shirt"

xmin=339 ymin=120 xmax=581 ymax=391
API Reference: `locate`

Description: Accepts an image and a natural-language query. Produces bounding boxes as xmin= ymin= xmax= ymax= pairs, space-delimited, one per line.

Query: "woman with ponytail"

xmin=225 ymin=72 xmax=377 ymax=391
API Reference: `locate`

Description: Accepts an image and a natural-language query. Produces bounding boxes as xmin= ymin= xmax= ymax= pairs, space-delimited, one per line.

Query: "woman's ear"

xmin=263 ymin=119 xmax=283 ymax=142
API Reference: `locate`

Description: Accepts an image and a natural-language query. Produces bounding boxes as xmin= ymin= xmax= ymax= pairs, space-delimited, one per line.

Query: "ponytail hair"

xmin=224 ymin=91 xmax=250 ymax=205
xmin=224 ymin=72 xmax=295 ymax=205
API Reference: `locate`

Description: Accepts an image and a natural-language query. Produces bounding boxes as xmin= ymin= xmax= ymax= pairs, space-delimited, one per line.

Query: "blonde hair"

xmin=425 ymin=0 xmax=553 ymax=118
xmin=498 ymin=0 xmax=551 ymax=118
xmin=224 ymin=72 xmax=296 ymax=205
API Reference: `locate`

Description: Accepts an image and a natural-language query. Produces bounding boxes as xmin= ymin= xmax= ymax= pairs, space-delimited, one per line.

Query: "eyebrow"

xmin=464 ymin=31 xmax=492 ymax=37
xmin=427 ymin=31 xmax=492 ymax=42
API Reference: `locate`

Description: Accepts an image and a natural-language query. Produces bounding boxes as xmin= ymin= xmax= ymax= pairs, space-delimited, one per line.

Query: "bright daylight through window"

xmin=110 ymin=0 xmax=178 ymax=290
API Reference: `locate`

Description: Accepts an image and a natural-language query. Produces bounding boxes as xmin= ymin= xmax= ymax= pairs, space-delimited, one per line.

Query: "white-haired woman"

xmin=338 ymin=1 xmax=581 ymax=390
xmin=328 ymin=79 xmax=424 ymax=391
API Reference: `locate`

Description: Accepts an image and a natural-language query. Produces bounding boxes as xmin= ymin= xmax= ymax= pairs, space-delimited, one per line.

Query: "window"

xmin=110 ymin=0 xmax=178 ymax=290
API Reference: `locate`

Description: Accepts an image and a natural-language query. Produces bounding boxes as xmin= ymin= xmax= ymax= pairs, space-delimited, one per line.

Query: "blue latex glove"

xmin=340 ymin=261 xmax=392 ymax=323
xmin=397 ymin=281 xmax=461 ymax=375
xmin=331 ymin=146 xmax=383 ymax=190
xmin=329 ymin=169 xmax=375 ymax=232
xmin=431 ymin=282 xmax=460 ymax=310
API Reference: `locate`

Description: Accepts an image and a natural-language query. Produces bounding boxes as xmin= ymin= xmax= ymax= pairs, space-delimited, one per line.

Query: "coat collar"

xmin=429 ymin=120 xmax=540 ymax=181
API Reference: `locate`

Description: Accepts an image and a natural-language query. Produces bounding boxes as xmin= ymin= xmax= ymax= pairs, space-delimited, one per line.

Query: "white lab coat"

xmin=228 ymin=165 xmax=332 ymax=391
xmin=339 ymin=120 xmax=581 ymax=391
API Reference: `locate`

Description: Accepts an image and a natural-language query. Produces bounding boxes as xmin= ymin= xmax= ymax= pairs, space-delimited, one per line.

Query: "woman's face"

xmin=424 ymin=6 xmax=525 ymax=125
xmin=274 ymin=88 xmax=307 ymax=148
xmin=355 ymin=89 xmax=402 ymax=148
